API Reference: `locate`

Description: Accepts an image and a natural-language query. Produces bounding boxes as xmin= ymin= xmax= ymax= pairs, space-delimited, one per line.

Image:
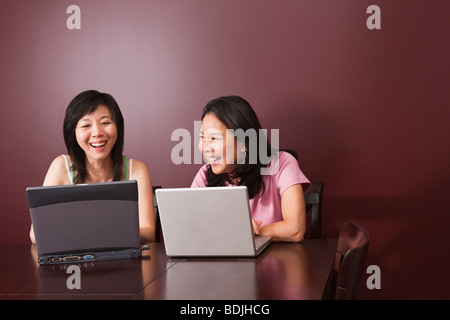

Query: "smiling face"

xmin=75 ymin=105 xmax=118 ymax=162
xmin=199 ymin=113 xmax=246 ymax=175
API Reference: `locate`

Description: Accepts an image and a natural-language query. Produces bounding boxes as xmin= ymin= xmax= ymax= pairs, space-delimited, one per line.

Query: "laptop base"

xmin=38 ymin=248 xmax=141 ymax=265
xmin=254 ymin=235 xmax=272 ymax=255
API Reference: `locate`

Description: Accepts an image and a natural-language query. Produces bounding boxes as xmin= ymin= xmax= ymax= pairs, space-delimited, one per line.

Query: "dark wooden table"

xmin=0 ymin=239 xmax=337 ymax=300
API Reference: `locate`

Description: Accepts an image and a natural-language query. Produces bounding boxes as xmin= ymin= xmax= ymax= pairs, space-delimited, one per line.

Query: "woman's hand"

xmin=252 ymin=218 xmax=263 ymax=235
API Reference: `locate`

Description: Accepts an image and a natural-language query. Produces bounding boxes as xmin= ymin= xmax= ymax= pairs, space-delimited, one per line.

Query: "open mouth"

xmin=207 ymin=156 xmax=222 ymax=164
xmin=89 ymin=141 xmax=107 ymax=149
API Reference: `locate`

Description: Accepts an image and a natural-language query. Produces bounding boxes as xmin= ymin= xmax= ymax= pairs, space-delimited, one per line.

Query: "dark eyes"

xmin=199 ymin=135 xmax=221 ymax=142
xmin=80 ymin=122 xmax=111 ymax=129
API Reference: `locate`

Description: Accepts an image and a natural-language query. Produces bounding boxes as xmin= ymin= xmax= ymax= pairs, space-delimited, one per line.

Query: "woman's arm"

xmin=257 ymin=184 xmax=306 ymax=242
xmin=132 ymin=160 xmax=156 ymax=243
xmin=30 ymin=156 xmax=70 ymax=243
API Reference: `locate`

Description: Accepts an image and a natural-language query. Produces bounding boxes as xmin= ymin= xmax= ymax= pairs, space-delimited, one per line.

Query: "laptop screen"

xmin=156 ymin=186 xmax=271 ymax=257
xmin=27 ymin=181 xmax=141 ymax=257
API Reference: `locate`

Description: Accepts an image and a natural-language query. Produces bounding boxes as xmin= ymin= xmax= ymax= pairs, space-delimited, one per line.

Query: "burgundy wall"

xmin=1 ymin=1 xmax=449 ymax=299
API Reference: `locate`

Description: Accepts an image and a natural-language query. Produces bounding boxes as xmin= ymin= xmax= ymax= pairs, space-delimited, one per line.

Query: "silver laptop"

xmin=156 ymin=186 xmax=272 ymax=257
xmin=26 ymin=180 xmax=142 ymax=265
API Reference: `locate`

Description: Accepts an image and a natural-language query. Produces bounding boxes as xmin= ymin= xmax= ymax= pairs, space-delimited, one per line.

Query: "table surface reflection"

xmin=0 ymin=239 xmax=336 ymax=300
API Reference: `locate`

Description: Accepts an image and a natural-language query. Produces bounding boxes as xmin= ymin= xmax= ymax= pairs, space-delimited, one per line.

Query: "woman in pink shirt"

xmin=191 ymin=96 xmax=310 ymax=242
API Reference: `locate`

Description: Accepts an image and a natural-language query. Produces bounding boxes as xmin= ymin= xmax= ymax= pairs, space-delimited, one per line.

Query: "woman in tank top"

xmin=29 ymin=90 xmax=156 ymax=243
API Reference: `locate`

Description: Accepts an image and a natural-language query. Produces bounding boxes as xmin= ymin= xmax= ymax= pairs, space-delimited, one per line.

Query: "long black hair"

xmin=63 ymin=90 xmax=125 ymax=184
xmin=202 ymin=96 xmax=275 ymax=198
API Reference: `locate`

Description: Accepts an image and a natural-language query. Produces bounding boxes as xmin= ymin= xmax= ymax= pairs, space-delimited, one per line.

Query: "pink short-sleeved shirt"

xmin=191 ymin=151 xmax=310 ymax=226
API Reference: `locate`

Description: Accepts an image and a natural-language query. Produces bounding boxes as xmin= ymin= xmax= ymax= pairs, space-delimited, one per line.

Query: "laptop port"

xmin=63 ymin=256 xmax=81 ymax=261
xmin=82 ymin=255 xmax=95 ymax=260
xmin=51 ymin=257 xmax=62 ymax=262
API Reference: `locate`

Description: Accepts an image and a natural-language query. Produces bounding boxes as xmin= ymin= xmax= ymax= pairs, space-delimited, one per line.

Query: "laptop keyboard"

xmin=254 ymin=236 xmax=271 ymax=251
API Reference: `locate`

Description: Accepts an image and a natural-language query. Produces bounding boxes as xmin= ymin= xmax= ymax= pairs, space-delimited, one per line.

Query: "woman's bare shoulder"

xmin=43 ymin=155 xmax=71 ymax=186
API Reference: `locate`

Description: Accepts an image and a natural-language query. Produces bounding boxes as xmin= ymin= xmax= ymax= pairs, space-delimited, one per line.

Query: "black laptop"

xmin=26 ymin=181 xmax=142 ymax=265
